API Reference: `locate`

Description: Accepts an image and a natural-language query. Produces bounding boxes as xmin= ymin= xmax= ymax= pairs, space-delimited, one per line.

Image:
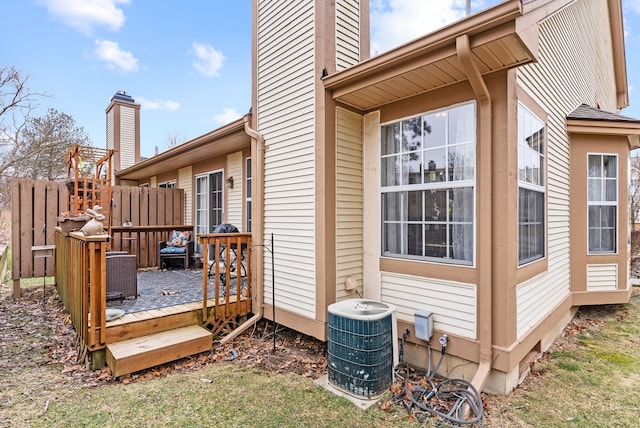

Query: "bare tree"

xmin=165 ymin=132 xmax=186 ymax=149
xmin=0 ymin=65 xmax=92 ymax=208
xmin=630 ymin=155 xmax=640 ymax=261
xmin=17 ymin=108 xmax=91 ymax=180
xmin=0 ymin=65 xmax=45 ymax=177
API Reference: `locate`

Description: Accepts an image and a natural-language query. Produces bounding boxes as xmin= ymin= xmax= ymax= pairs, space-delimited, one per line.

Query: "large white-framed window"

xmin=380 ymin=102 xmax=476 ymax=265
xmin=517 ymin=102 xmax=546 ymax=265
xmin=246 ymin=157 xmax=252 ymax=233
xmin=588 ymin=153 xmax=618 ymax=253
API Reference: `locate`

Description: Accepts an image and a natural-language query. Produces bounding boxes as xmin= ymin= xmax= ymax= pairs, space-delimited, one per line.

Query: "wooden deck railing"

xmin=198 ymin=233 xmax=252 ymax=335
xmin=55 ymin=230 xmax=108 ymax=352
xmin=110 ymin=225 xmax=193 ymax=268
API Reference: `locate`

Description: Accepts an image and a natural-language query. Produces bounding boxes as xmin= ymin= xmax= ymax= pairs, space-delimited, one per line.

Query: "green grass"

xmin=486 ymin=291 xmax=640 ymax=427
xmin=27 ymin=366 xmax=416 ymax=428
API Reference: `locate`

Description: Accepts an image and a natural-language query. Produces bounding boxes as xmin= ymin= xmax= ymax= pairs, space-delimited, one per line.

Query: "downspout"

xmin=220 ymin=116 xmax=265 ymax=344
xmin=456 ymin=34 xmax=493 ymax=392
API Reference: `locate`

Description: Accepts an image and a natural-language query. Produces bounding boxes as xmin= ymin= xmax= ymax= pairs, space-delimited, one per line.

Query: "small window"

xmin=159 ymin=180 xmax=176 ymax=189
xmin=588 ymin=154 xmax=617 ymax=253
xmin=517 ymin=102 xmax=546 ymax=265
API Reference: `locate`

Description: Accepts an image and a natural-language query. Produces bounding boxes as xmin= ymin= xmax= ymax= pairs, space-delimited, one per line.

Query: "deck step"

xmin=106 ymin=325 xmax=212 ymax=377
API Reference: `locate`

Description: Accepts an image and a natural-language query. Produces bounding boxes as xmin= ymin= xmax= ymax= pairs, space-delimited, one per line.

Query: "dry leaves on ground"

xmin=0 ymin=283 xmax=327 ymax=395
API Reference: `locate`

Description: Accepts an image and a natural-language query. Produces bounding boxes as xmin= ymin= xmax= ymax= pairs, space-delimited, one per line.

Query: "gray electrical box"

xmin=414 ymin=310 xmax=433 ymax=341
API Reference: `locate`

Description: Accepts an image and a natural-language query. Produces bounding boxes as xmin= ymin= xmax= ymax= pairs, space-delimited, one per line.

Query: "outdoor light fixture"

xmin=226 ymin=176 xmax=234 ymax=189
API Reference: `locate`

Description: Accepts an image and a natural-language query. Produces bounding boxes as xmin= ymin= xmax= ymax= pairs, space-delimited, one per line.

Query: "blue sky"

xmin=1 ymin=0 xmax=640 ymax=158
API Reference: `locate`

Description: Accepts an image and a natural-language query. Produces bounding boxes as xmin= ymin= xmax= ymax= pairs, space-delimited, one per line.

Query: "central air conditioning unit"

xmin=327 ymin=299 xmax=397 ymax=399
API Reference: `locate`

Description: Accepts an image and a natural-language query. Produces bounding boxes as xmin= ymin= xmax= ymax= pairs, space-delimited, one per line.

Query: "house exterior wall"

xmin=336 ymin=0 xmax=361 ymax=71
xmin=119 ymin=107 xmax=137 ymax=170
xmin=107 ymin=109 xmax=114 ymax=151
xmin=362 ymin=81 xmax=484 ymax=342
xmin=514 ymin=0 xmax=619 ymax=339
xmin=106 ymin=96 xmax=140 ymax=185
xmin=350 ymin=0 xmax=629 ymax=393
xmin=335 ymin=107 xmax=364 ymax=301
xmin=178 ymin=166 xmax=193 ymax=225
xmin=134 ymin=148 xmax=250 ymax=231
xmin=256 ymin=0 xmax=318 ymax=320
xmin=227 ymin=151 xmax=243 ymax=229
xmin=569 ymin=133 xmax=632 ymax=301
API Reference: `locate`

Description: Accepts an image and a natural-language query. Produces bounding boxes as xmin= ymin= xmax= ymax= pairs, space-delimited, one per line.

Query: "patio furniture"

xmin=106 ymin=252 xmax=138 ymax=299
xmin=158 ymin=230 xmax=194 ymax=270
xmin=207 ymin=224 xmax=247 ymax=278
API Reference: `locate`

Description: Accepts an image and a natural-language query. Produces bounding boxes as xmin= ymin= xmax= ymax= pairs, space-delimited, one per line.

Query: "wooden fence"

xmin=11 ymin=178 xmax=185 ymax=297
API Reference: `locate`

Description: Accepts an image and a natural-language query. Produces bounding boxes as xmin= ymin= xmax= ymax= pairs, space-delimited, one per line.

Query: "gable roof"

xmin=566 ymin=104 xmax=640 ymax=149
xmin=568 ymin=104 xmax=640 ymax=124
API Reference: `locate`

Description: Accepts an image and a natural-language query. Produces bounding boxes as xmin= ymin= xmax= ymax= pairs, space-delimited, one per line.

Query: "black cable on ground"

xmin=391 ymin=366 xmax=484 ymax=426
xmin=389 ymin=339 xmax=484 ymax=426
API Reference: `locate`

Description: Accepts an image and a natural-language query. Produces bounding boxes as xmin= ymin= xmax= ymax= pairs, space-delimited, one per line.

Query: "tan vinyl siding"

xmin=336 ymin=0 xmax=360 ymax=71
xmin=257 ymin=0 xmax=316 ymax=317
xmin=178 ymin=166 xmax=192 ymax=225
xmin=336 ymin=107 xmax=364 ymax=301
xmin=120 ymin=106 xmax=136 ymax=170
xmin=227 ymin=152 xmax=243 ymax=230
xmin=586 ymin=264 xmax=618 ymax=291
xmin=107 ymin=109 xmax=115 ymax=184
xmin=516 ymin=271 xmax=568 ymax=338
xmin=515 ymin=0 xmax=616 ymax=338
xmin=381 ymin=273 xmax=477 ymax=339
xmin=106 ymin=109 xmax=114 ymax=150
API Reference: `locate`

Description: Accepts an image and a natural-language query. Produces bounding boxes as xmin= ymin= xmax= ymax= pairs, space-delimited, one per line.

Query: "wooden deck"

xmin=101 ymin=293 xmax=250 ymax=377
xmin=105 ymin=295 xmax=246 ymax=343
xmin=56 ymin=230 xmax=253 ymax=377
xmin=106 ymin=325 xmax=212 ymax=378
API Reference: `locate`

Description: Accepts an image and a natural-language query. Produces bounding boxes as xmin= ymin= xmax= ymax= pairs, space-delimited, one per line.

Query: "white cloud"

xmin=192 ymin=42 xmax=225 ymax=77
xmin=44 ymin=0 xmax=129 ymax=34
xmin=213 ymin=108 xmax=241 ymax=125
xmin=94 ymin=40 xmax=139 ymax=72
xmin=370 ymin=0 xmax=474 ymax=55
xmin=136 ymin=96 xmax=180 ymax=111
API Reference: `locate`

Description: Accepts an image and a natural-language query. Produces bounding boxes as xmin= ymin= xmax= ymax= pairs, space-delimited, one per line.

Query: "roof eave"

xmin=567 ymin=118 xmax=640 ymax=149
xmin=608 ymin=0 xmax=628 ymax=109
xmin=323 ymin=0 xmax=533 ymax=111
xmin=324 ymin=0 xmax=524 ymax=89
xmin=117 ymin=115 xmax=250 ymax=181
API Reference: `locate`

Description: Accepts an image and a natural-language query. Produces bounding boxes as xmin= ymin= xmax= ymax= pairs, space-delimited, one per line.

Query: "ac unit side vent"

xmin=327 ymin=299 xmax=395 ymax=399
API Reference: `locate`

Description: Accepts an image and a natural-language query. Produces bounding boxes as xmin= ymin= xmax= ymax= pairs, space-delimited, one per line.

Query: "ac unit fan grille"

xmin=327 ymin=312 xmax=393 ymax=398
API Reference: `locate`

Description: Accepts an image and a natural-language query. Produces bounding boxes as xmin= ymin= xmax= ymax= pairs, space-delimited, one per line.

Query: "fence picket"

xmin=11 ymin=178 xmax=185 ymax=282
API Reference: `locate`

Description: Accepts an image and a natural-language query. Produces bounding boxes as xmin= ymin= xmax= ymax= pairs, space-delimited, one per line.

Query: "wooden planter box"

xmin=58 ymin=215 xmax=89 ymax=235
